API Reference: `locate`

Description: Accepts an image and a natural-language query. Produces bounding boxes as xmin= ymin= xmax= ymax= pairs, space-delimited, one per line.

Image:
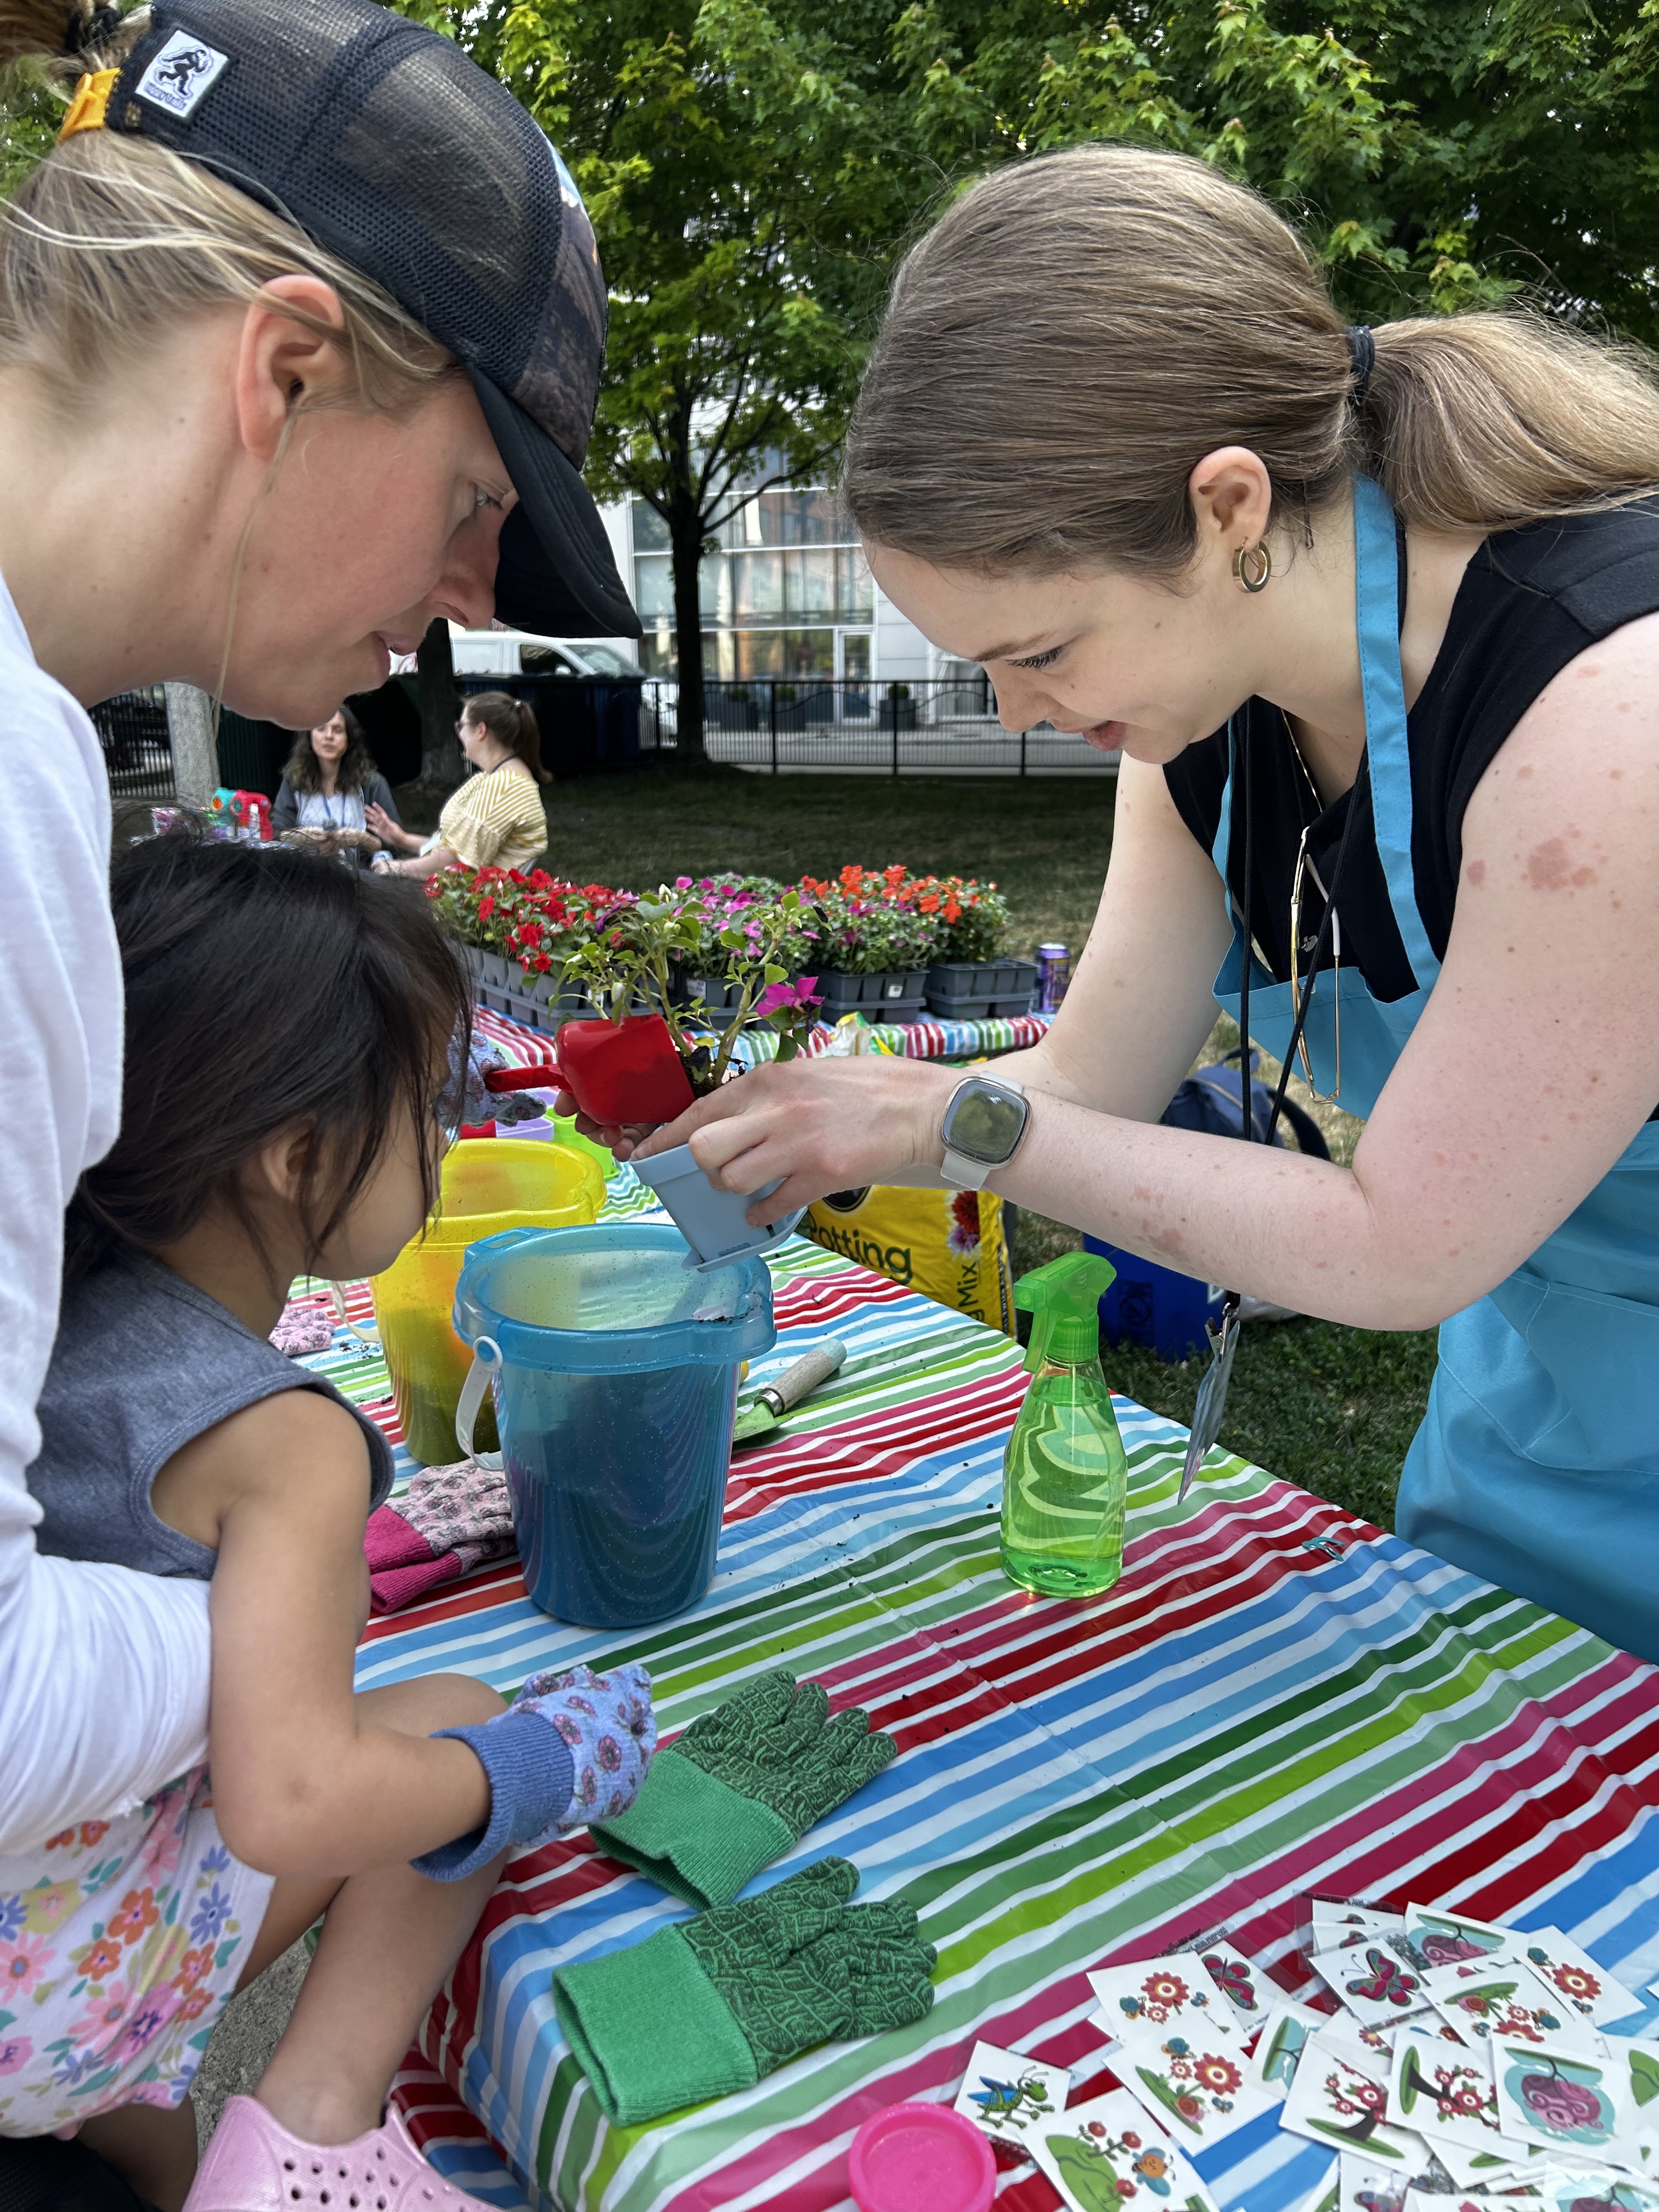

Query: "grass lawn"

xmin=413 ymin=764 xmax=1436 ymax=1526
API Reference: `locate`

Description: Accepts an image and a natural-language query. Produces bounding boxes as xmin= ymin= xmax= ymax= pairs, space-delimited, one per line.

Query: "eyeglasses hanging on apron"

xmin=1178 ymin=718 xmax=1363 ymax=1502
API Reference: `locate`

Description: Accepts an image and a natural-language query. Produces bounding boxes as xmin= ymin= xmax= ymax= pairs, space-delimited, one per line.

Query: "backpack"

xmin=1163 ymin=1049 xmax=1330 ymax=1160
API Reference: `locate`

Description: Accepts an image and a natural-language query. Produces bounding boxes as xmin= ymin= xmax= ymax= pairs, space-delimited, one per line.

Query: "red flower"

xmin=477 ymin=896 xmax=495 ymax=922
xmin=1144 ymin=1972 xmax=1189 ymax=2008
xmin=1197 ymin=2055 xmax=1242 ymax=2095
xmin=1121 ymin=2132 xmax=1141 ymax=2148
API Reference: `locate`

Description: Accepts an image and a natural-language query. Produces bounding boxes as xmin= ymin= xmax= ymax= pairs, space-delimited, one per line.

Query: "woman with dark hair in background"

xmin=272 ymin=705 xmax=401 ymax=862
xmin=371 ymin=689 xmax=549 ymax=877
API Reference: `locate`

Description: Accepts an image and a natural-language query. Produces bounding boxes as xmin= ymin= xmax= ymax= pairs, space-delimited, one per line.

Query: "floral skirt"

xmin=0 ymin=1767 xmax=273 ymax=2134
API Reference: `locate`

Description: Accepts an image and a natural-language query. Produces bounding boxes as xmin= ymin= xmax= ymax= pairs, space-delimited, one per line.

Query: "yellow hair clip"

xmin=58 ymin=67 xmax=119 ymax=140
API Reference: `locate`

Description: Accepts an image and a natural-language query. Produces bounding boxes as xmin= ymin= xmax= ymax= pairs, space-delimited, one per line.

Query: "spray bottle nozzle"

xmin=1014 ymin=1249 xmax=1116 ymax=1372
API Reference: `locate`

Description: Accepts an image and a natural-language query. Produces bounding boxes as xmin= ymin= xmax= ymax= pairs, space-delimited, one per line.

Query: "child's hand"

xmin=514 ymin=1662 xmax=657 ymax=1837
xmin=411 ymin=1662 xmax=655 ymax=1881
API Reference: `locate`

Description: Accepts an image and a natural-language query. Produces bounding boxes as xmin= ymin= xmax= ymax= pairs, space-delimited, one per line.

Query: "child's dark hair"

xmin=67 ymin=830 xmax=471 ymax=1280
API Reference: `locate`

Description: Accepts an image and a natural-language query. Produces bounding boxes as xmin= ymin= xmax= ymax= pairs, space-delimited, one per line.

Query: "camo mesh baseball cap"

xmin=97 ymin=0 xmax=639 ymax=637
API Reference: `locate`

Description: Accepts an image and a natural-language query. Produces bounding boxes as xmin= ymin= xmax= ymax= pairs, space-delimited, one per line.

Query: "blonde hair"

xmin=0 ymin=0 xmax=456 ymax=410
xmin=843 ymin=143 xmax=1659 ymax=577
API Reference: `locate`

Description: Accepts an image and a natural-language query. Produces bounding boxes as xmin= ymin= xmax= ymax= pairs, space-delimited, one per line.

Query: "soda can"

xmin=1037 ymin=942 xmax=1070 ymax=1013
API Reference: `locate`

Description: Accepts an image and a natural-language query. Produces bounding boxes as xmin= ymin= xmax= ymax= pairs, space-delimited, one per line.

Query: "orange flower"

xmin=108 ymin=1889 xmax=159 ymax=1947
xmin=44 ymin=1827 xmax=75 ymax=1851
xmin=177 ymin=1945 xmax=216 ymax=1988
xmin=176 ymin=1983 xmax=216 ymax=2023
xmin=71 ymin=1934 xmax=123 ymax=1982
xmin=77 ymin=1822 xmax=110 ymax=1848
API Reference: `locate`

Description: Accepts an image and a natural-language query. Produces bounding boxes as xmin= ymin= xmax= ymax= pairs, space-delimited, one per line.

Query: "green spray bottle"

xmin=1001 ymin=1251 xmax=1128 ymax=1598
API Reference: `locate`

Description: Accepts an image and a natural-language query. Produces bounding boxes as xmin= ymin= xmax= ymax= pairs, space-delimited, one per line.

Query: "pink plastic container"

xmin=848 ymin=2104 xmax=995 ymax=2212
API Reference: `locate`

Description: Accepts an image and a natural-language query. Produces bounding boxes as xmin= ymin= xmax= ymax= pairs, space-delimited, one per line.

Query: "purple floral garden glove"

xmin=413 ymin=1661 xmax=656 ymax=1882
xmin=516 ymin=1662 xmax=658 ymax=1839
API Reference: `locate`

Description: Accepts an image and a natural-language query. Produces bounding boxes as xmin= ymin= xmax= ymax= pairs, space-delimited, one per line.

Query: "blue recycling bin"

xmin=1084 ymin=1234 xmax=1224 ymax=1364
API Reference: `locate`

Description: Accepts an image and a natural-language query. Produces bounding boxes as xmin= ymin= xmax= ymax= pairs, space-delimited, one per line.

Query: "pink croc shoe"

xmin=185 ymin=2093 xmax=498 ymax=2211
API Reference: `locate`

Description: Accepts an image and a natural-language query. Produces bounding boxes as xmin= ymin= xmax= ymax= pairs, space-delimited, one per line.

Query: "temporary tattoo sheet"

xmin=1030 ymin=2089 xmax=1221 ymax=2212
xmin=1113 ymin=2028 xmax=1280 ymax=2149
xmin=1616 ymin=2040 xmax=1659 ymax=2169
xmin=1248 ymin=2000 xmax=1332 ymax=2097
xmin=1421 ymin=1959 xmax=1607 ymax=2057
xmin=1386 ymin=2021 xmax=1505 ymax=2154
xmin=1088 ymin=1954 xmax=1242 ymax=2046
xmin=1339 ymin=2153 xmax=1411 ymax=2212
xmin=1195 ymin=1940 xmax=1272 ymax=2029
xmin=1312 ymin=1944 xmax=1430 ymax=2029
xmin=1516 ymin=1929 xmax=1645 ymax=2030
xmin=1315 ymin=1901 xmax=1408 ymax=1952
xmin=1278 ymin=2029 xmax=1429 ymax=2165
xmin=953 ymin=2038 xmax=1070 ymax=2144
xmin=1431 ymin=2136 xmax=1550 ymax=2187
xmin=1491 ymin=2036 xmax=1642 ymax=2173
xmin=1533 ymin=2165 xmax=1659 ymax=2212
xmin=1397 ymin=1904 xmax=1515 ymax=1976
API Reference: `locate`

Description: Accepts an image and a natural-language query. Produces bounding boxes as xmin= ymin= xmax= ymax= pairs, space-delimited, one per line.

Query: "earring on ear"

xmin=1232 ymin=540 xmax=1273 ymax=593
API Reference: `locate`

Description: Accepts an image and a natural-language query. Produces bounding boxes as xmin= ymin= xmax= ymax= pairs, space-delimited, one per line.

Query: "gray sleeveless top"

xmin=29 ymin=1250 xmax=394 ymax=1579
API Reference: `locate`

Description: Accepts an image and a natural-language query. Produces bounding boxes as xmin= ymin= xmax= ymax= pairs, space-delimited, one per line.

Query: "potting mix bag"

xmin=802 ymin=1183 xmax=1015 ymax=1335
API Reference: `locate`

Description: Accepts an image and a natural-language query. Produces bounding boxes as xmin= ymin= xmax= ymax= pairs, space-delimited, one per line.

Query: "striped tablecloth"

xmin=308 ymin=1132 xmax=1659 ymax=2212
xmin=472 ymin=1003 xmax=1051 ymax=1069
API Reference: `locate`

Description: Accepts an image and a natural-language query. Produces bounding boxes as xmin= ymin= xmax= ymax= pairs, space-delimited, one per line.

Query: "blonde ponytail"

xmin=0 ymin=2 xmax=455 ymax=411
xmin=843 ymin=143 xmax=1659 ymax=577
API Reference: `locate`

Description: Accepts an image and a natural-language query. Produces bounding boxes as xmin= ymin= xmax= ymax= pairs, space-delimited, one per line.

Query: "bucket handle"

xmin=456 ymin=1335 xmax=504 ymax=1472
xmin=328 ymin=1282 xmax=380 ymax=1348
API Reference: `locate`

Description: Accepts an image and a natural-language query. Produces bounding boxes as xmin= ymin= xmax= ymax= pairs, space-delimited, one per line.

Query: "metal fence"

xmin=91 ymin=686 xmax=174 ymax=800
xmin=91 ymin=673 xmax=1119 ymax=796
xmin=642 ymin=674 xmax=1118 ymax=776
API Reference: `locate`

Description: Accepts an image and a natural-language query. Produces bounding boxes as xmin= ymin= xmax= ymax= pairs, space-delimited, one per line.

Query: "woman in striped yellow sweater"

xmin=371 ymin=690 xmax=548 ymax=877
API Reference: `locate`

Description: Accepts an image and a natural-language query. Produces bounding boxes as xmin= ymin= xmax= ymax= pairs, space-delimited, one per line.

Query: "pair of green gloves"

xmin=551 ymin=1670 xmax=936 ymax=2126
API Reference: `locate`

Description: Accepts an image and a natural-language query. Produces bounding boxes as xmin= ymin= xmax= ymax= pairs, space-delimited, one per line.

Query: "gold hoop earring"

xmin=1232 ymin=540 xmax=1273 ymax=593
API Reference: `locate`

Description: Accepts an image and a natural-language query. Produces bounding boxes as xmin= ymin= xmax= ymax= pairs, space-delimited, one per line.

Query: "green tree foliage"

xmin=400 ymin=0 xmax=910 ymax=759
xmin=889 ymin=2 xmax=1659 ymax=334
xmin=391 ymin=1 xmax=1659 ymax=755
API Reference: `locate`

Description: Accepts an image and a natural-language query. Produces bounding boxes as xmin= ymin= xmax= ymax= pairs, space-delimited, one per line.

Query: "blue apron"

xmin=1209 ymin=475 xmax=1659 ymax=1662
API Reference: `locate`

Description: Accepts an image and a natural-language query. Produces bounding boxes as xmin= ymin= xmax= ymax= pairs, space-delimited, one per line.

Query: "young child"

xmin=1 ymin=834 xmax=654 ymax=2212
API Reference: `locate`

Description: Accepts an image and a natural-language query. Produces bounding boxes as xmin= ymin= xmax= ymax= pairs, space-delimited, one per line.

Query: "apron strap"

xmin=1353 ymin=474 xmax=1440 ymax=990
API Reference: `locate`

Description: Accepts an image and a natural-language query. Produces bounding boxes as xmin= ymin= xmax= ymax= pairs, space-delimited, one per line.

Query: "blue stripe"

xmin=1352 ymin=475 xmax=1438 ymax=989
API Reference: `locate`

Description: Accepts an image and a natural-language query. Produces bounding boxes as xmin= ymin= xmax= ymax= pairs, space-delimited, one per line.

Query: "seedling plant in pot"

xmin=556 ymin=883 xmax=823 ymax=1127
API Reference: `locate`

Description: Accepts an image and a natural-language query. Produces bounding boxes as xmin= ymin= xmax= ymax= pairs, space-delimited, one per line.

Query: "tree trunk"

xmin=668 ymin=503 xmax=706 ymax=764
xmin=415 ymin=618 xmax=464 ymax=792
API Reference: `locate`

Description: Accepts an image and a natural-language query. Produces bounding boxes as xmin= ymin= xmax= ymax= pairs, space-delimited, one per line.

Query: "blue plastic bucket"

xmin=453 ymin=1223 xmax=775 ymax=1627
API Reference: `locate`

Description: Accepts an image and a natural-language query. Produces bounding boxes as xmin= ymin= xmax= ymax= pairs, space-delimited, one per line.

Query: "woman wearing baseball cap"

xmin=0 ymin=1 xmax=635 ymax=2205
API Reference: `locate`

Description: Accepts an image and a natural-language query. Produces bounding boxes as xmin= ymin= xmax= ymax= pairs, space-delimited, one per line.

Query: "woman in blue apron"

xmin=611 ymin=143 xmax=1659 ymax=1664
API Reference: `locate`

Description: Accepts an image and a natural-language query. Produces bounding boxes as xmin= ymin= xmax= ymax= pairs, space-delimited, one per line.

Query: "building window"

xmin=631 ymin=487 xmax=874 ymax=680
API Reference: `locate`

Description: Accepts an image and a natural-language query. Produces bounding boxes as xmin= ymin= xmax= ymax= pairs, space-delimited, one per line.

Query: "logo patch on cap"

xmin=136 ymin=29 xmax=229 ymax=118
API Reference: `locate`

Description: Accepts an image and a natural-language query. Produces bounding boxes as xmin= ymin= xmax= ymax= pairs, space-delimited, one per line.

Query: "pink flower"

xmin=0 ymin=2035 xmax=33 ymax=2074
xmin=756 ymin=977 xmax=822 ymax=1017
xmin=0 ymin=1929 xmax=53 ymax=1997
xmin=65 ymin=1978 xmax=139 ymax=2049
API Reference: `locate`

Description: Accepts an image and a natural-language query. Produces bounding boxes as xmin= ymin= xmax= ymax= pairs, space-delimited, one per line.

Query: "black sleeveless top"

xmin=1164 ymin=498 xmax=1659 ymax=1005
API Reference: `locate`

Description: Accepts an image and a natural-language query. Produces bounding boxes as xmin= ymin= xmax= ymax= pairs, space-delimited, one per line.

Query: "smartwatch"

xmin=939 ymin=1074 xmax=1030 ymax=1190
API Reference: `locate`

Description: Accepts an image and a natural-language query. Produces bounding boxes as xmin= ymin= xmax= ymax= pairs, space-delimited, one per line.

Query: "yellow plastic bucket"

xmin=370 ymin=1140 xmax=606 ymax=1465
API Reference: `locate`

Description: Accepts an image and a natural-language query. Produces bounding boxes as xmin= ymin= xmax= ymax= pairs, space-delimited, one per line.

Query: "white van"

xmin=447 ymin=625 xmax=646 ymax=681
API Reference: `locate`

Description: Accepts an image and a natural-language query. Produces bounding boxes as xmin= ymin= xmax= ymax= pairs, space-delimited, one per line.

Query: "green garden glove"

xmin=551 ymin=1857 xmax=935 ymax=2124
xmin=588 ymin=1669 xmax=896 ymax=1909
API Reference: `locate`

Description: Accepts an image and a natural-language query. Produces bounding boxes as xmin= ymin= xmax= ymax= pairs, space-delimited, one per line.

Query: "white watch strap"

xmin=941 ymin=1146 xmax=993 ymax=1191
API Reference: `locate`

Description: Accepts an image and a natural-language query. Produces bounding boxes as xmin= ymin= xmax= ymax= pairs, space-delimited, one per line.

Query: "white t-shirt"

xmin=0 ymin=577 xmax=211 ymax=1854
